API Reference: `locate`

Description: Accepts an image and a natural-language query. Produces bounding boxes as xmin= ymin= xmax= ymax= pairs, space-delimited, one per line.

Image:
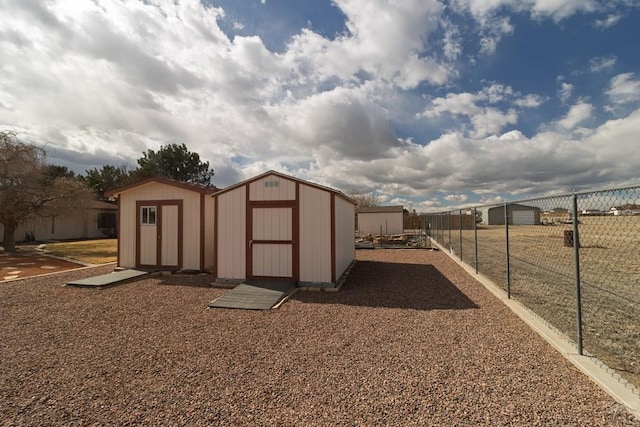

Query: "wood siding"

xmin=250 ymin=207 xmax=294 ymax=278
xmin=213 ymin=171 xmax=355 ymax=286
xmin=117 ymin=182 xmax=202 ymax=270
xmin=334 ymin=195 xmax=355 ymax=280
xmin=358 ymin=212 xmax=403 ymax=235
xmin=216 ymin=186 xmax=247 ymax=280
xmin=203 ymin=196 xmax=215 ymax=271
xmin=139 ymin=222 xmax=157 ymax=265
xmin=160 ymin=205 xmax=179 ymax=266
xmin=299 ymin=184 xmax=331 ymax=283
xmin=249 ymin=175 xmax=296 ymax=201
xmin=252 ymin=243 xmax=292 ymax=277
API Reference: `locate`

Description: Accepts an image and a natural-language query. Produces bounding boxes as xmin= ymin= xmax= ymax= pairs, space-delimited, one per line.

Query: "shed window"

xmin=141 ymin=206 xmax=157 ymax=225
xmin=264 ymin=180 xmax=279 ymax=188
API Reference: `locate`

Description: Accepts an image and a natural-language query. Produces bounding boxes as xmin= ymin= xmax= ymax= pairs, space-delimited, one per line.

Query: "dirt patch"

xmin=0 ymin=249 xmax=85 ymax=281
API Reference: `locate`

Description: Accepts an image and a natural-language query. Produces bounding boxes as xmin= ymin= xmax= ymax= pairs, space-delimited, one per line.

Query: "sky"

xmin=1 ymin=0 xmax=640 ymax=211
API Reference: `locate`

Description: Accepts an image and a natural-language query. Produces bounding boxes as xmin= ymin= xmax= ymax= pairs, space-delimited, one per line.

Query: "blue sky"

xmin=1 ymin=0 xmax=639 ymax=210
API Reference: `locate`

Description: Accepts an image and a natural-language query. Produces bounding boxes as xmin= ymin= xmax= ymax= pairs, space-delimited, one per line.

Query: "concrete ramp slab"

xmin=66 ymin=269 xmax=154 ymax=288
xmin=208 ymin=280 xmax=296 ymax=310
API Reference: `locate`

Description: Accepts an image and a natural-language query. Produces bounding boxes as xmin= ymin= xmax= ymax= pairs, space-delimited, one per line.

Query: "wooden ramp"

xmin=66 ymin=269 xmax=155 ymax=289
xmin=208 ymin=280 xmax=296 ymax=310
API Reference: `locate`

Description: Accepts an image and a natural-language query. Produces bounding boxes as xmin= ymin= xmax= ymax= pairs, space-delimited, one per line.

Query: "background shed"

xmin=106 ymin=178 xmax=216 ymax=271
xmin=0 ymin=201 xmax=117 ymax=243
xmin=357 ymin=206 xmax=404 ymax=235
xmin=480 ymin=204 xmax=541 ymax=225
xmin=213 ymin=171 xmax=355 ymax=288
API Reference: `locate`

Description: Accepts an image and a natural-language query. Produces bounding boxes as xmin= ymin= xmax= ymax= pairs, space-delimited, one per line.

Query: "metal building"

xmin=480 ymin=204 xmax=541 ymax=225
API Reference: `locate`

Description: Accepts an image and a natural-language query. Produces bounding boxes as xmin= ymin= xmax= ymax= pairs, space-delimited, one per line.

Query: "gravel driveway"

xmin=1 ymin=249 xmax=638 ymax=425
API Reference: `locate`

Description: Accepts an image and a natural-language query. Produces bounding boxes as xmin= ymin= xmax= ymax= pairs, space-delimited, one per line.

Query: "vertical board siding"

xmin=335 ymin=196 xmax=356 ymax=280
xmin=160 ymin=205 xmax=179 ymax=266
xmin=252 ymin=244 xmax=292 ymax=277
xmin=204 ymin=196 xmax=215 ymax=271
xmin=117 ymin=182 xmax=202 ymax=269
xmin=358 ymin=212 xmax=403 ymax=235
xmin=252 ymin=208 xmax=292 ymax=240
xmin=249 ymin=174 xmax=296 ymax=201
xmin=217 ymin=187 xmax=247 ymax=280
xmin=119 ymin=196 xmax=137 ymax=267
xmin=139 ymin=224 xmax=157 ymax=265
xmin=299 ymin=185 xmax=331 ymax=283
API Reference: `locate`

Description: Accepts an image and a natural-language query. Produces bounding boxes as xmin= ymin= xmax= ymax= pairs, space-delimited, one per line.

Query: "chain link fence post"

xmin=459 ymin=209 xmax=463 ymax=261
xmin=448 ymin=211 xmax=452 ymax=253
xmin=572 ymin=193 xmax=584 ymax=355
xmin=473 ymin=206 xmax=478 ymax=274
xmin=505 ymin=202 xmax=511 ymax=299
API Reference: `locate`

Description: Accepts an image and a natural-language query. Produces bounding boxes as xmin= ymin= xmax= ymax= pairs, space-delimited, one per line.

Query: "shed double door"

xmin=137 ymin=201 xmax=181 ymax=269
xmin=248 ymin=206 xmax=296 ymax=279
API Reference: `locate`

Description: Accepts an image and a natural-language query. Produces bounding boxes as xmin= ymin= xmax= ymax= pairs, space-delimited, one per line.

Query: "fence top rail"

xmin=423 ymin=183 xmax=640 ymax=215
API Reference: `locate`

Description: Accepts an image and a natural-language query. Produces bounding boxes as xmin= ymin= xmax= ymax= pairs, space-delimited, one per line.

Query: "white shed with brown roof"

xmin=357 ymin=205 xmax=404 ymax=236
xmin=106 ymin=171 xmax=354 ymax=287
xmin=105 ymin=177 xmax=217 ymax=271
xmin=213 ymin=171 xmax=355 ymax=288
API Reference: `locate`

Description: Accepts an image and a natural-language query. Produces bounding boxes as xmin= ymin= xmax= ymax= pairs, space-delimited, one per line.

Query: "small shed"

xmin=213 ymin=171 xmax=355 ymax=288
xmin=480 ymin=204 xmax=541 ymax=225
xmin=105 ymin=177 xmax=217 ymax=271
xmin=357 ymin=206 xmax=404 ymax=235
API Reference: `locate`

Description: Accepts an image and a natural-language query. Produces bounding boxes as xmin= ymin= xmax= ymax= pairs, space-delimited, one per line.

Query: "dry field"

xmin=438 ymin=216 xmax=640 ymax=389
xmin=43 ymin=239 xmax=117 ymax=264
xmin=1 ymin=250 xmax=638 ymax=425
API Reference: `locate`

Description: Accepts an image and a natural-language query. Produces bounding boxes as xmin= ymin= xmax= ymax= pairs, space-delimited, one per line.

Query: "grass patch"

xmin=45 ymin=239 xmax=117 ymax=264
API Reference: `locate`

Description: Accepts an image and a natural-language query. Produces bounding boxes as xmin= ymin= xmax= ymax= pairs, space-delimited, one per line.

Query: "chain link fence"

xmin=425 ymin=186 xmax=640 ymax=391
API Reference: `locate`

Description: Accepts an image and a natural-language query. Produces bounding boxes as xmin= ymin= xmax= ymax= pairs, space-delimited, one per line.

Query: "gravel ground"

xmin=1 ymin=250 xmax=638 ymax=426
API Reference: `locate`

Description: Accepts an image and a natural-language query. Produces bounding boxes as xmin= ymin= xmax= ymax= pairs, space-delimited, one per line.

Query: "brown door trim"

xmin=246 ymin=200 xmax=298 ymax=281
xmin=136 ymin=199 xmax=183 ymax=270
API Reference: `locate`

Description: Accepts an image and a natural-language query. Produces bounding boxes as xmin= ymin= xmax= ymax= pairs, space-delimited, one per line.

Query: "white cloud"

xmin=513 ymin=94 xmax=546 ymax=108
xmin=420 ymin=84 xmax=539 ymax=137
xmin=2 ymin=0 xmax=640 ymax=207
xmin=324 ymin=107 xmax=640 ymax=200
xmin=445 ymin=194 xmax=469 ymax=202
xmin=470 ymin=108 xmax=518 ymax=137
xmin=453 ymin=0 xmax=598 ymax=22
xmin=322 ymin=0 xmax=450 ymax=88
xmin=555 ymin=101 xmax=594 ymax=130
xmin=424 ymin=92 xmax=482 ymax=118
xmin=595 ymin=14 xmax=621 ymax=29
xmin=0 ymin=0 xmax=454 ymax=178
xmin=441 ymin=19 xmax=462 ymax=61
xmin=528 ymin=0 xmax=598 ymax=21
xmin=589 ymin=55 xmax=616 ymax=73
xmin=478 ymin=16 xmax=513 ymax=55
xmin=558 ymin=82 xmax=574 ymax=103
xmin=606 ymin=73 xmax=640 ymax=104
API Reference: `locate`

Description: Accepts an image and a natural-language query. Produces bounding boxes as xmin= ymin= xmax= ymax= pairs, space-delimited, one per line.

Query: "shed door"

xmin=138 ymin=202 xmax=181 ymax=269
xmin=249 ymin=207 xmax=293 ymax=279
xmin=160 ymin=205 xmax=179 ymax=266
xmin=139 ymin=205 xmax=158 ymax=266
